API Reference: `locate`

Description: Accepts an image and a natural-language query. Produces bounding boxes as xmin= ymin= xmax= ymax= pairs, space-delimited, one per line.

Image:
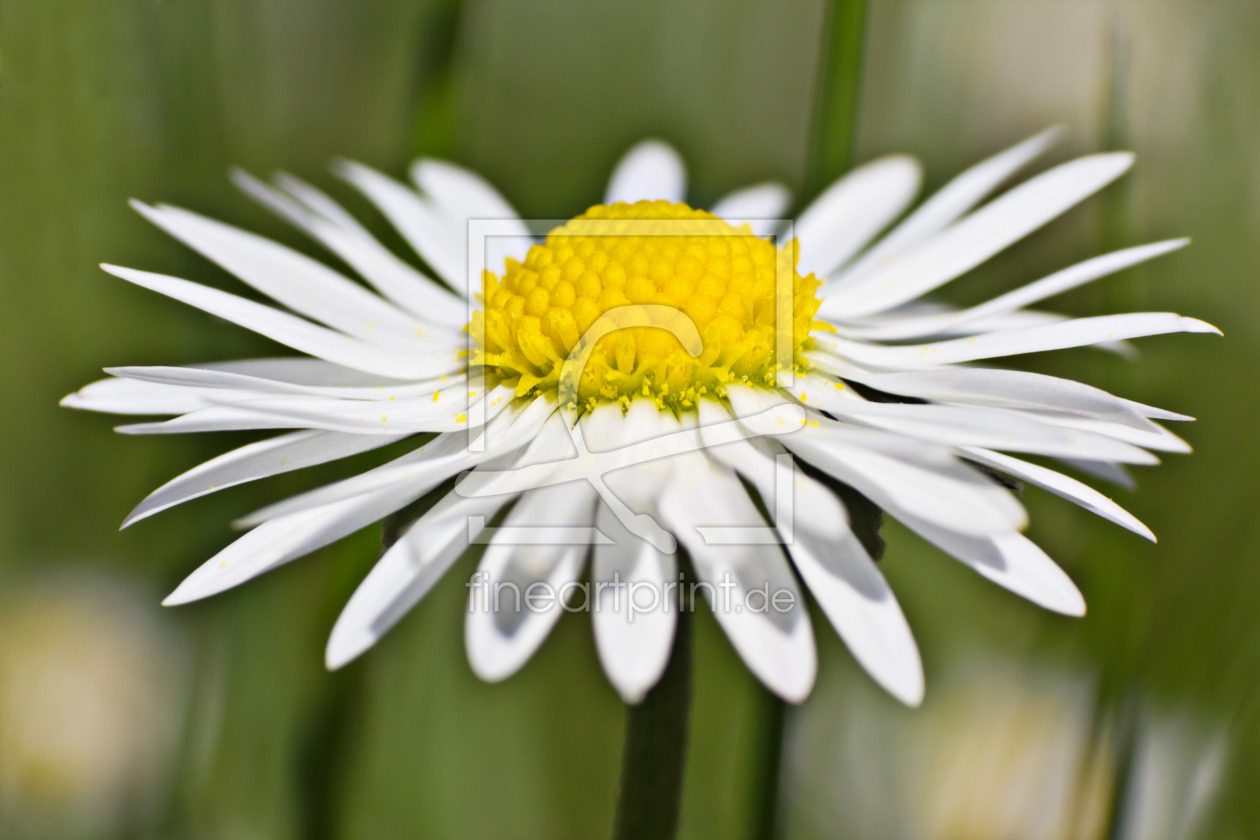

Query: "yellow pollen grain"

xmin=432 ymin=391 xmax=440 ymax=402
xmin=467 ymin=200 xmax=823 ymax=409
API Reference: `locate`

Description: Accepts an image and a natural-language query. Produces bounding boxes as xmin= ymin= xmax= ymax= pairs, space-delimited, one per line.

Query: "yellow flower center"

xmin=467 ymin=200 xmax=823 ymax=410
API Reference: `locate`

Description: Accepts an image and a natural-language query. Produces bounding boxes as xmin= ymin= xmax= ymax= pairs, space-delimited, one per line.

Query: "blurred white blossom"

xmin=0 ymin=573 xmax=188 ymax=839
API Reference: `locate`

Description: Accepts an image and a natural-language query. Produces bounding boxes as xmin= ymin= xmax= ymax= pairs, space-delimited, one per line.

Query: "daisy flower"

xmin=64 ymin=131 xmax=1215 ymax=707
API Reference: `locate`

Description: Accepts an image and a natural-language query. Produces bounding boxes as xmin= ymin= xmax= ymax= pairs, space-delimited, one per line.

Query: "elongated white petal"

xmin=132 ymin=201 xmax=427 ymax=347
xmin=326 ymin=489 xmax=513 ymax=669
xmin=782 ymin=375 xmax=1157 ymax=464
xmin=124 ymin=430 xmax=399 ymax=528
xmin=591 ymin=504 xmax=677 ymax=704
xmin=410 ymin=159 xmax=527 ymax=234
xmin=1031 ymin=413 xmax=1190 ymax=454
xmin=711 ymin=182 xmax=791 ymax=226
xmin=963 ymin=448 xmax=1154 ymax=541
xmin=119 ymin=356 xmax=438 ymax=388
xmin=103 ymin=264 xmax=461 ymax=380
xmin=783 ymin=423 xmax=1027 ymax=537
xmin=244 ymin=395 xmax=555 ymax=523
xmin=904 ymin=519 xmax=1086 ymax=616
xmin=107 ymin=364 xmax=457 ymax=401
xmin=604 ymin=140 xmax=686 ymax=204
xmin=411 ymin=158 xmax=533 ymax=277
xmin=696 ymin=399 xmax=850 ymax=543
xmin=162 ymin=481 xmax=426 ymax=606
xmin=1124 ymin=400 xmax=1194 ymax=422
xmin=812 ymin=313 xmax=1219 ymax=369
xmin=1061 ymin=458 xmax=1136 ymax=489
xmin=789 ymin=528 xmax=924 ymax=706
xmin=924 ymin=310 xmax=1148 ymax=357
xmin=195 ymin=383 xmax=514 ymax=437
xmin=724 ymin=387 xmax=1026 ymax=537
xmin=838 ymin=128 xmax=1062 ymax=281
xmin=61 ymin=377 xmax=247 ymax=416
xmin=334 ymin=159 xmax=465 ymax=289
xmin=659 ymin=453 xmax=816 ymax=703
xmin=465 ymin=482 xmax=597 ymax=682
xmin=114 ymin=405 xmax=352 ymax=435
xmin=811 ymin=365 xmax=1164 ymax=432
xmin=231 ymin=168 xmax=468 ymax=323
xmin=822 ymin=153 xmax=1136 ymax=318
xmin=796 ymin=155 xmax=921 ymax=278
xmin=832 ymin=239 xmax=1189 ymax=341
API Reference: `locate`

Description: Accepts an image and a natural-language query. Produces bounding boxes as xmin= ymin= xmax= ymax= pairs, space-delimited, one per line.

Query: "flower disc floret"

xmin=469 ymin=200 xmax=823 ymax=410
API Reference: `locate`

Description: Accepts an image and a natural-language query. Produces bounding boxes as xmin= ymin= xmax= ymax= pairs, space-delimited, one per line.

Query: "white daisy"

xmin=64 ymin=131 xmax=1215 ymax=707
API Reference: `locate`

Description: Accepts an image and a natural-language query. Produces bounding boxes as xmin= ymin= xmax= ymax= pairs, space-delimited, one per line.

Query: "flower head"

xmin=64 ymin=132 xmax=1216 ymax=706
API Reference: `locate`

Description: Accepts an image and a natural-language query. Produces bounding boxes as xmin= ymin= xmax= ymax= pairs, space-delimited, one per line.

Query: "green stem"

xmin=748 ymin=687 xmax=788 ymax=840
xmin=613 ymin=603 xmax=694 ymax=840
xmin=804 ymin=0 xmax=872 ymax=197
xmin=297 ymin=661 xmax=367 ymax=840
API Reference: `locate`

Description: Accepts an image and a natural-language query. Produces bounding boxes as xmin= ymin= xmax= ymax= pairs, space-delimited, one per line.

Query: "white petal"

xmin=837 ymin=127 xmax=1061 ymax=281
xmin=334 ymin=159 xmax=465 ymax=290
xmin=822 ymin=152 xmax=1136 ymax=318
xmin=61 ymin=376 xmax=242 ymax=416
xmin=131 ymin=201 xmax=427 ymax=347
xmin=903 ymin=519 xmax=1086 ymax=616
xmin=784 ymin=424 xmax=1027 ymax=537
xmin=711 ymin=182 xmax=791 ymax=226
xmin=659 ymin=453 xmax=816 ymax=703
xmin=124 ymin=356 xmax=435 ymax=387
xmin=231 ymin=168 xmax=468 ymax=323
xmin=463 ymin=398 xmax=805 ymax=499
xmin=963 ymin=448 xmax=1154 ymax=541
xmin=410 ymin=159 xmax=533 ymax=276
xmin=124 ymin=430 xmax=399 ymax=528
xmin=162 ymin=481 xmax=425 ymax=606
xmin=789 ymin=528 xmax=924 ymax=706
xmin=591 ymin=503 xmax=677 ymax=704
xmin=811 ymin=312 xmax=1219 ymax=369
xmin=102 ymin=264 xmax=462 ymax=380
xmin=454 ymin=408 xmax=581 ymax=499
xmin=796 ymin=155 xmax=922 ymax=278
xmin=1030 ymin=414 xmax=1191 ymax=454
xmin=410 ymin=159 xmax=527 ymax=232
xmin=465 ymin=482 xmax=597 ymax=682
xmin=189 ymin=383 xmax=515 ymax=437
xmin=725 ymin=385 xmax=1027 ymax=537
xmin=604 ymin=140 xmax=686 ymax=204
xmin=812 ymin=365 xmax=1165 ymax=431
xmin=696 ymin=399 xmax=850 ymax=543
xmin=831 ymin=239 xmax=1189 ymax=341
xmin=114 ymin=405 xmax=354 ymax=435
xmin=245 ymin=395 xmax=555 ymax=523
xmin=325 ymin=489 xmax=513 ymax=669
xmin=1060 ymin=458 xmax=1136 ymax=489
xmin=1124 ymin=400 xmax=1194 ymax=422
xmin=783 ymin=374 xmax=1158 ymax=464
xmin=324 ymin=405 xmax=570 ymax=670
xmin=107 ymin=364 xmax=457 ymax=401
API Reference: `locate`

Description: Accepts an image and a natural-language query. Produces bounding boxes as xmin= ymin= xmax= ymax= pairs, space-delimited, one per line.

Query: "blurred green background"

xmin=1 ymin=1 xmax=1257 ymax=838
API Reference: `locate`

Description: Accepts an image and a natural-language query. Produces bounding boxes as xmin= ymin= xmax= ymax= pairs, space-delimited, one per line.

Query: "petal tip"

xmin=324 ymin=639 xmax=359 ymax=672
